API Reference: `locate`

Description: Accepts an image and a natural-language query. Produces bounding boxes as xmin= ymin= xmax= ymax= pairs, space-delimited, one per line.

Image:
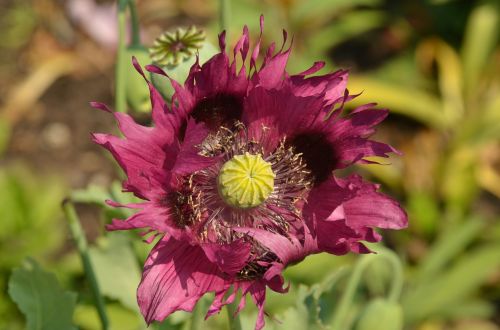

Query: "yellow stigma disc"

xmin=218 ymin=152 xmax=275 ymax=209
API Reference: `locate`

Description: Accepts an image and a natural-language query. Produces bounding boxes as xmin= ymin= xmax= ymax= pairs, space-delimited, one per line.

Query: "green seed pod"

xmin=149 ymin=26 xmax=218 ymax=100
xmin=124 ymin=45 xmax=151 ymax=113
xmin=355 ymin=298 xmax=403 ymax=330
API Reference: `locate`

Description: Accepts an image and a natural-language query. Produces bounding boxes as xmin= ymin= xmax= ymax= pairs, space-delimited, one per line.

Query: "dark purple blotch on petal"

xmin=289 ymin=131 xmax=338 ymax=184
xmin=191 ymin=93 xmax=244 ymax=130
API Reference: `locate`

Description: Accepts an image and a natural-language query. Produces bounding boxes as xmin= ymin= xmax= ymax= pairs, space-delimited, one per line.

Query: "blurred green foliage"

xmin=8 ymin=259 xmax=77 ymax=330
xmin=0 ymin=167 xmax=66 ymax=329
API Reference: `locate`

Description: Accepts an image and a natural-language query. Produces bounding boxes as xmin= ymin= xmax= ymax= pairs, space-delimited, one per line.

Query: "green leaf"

xmin=429 ymin=39 xmax=464 ymax=124
xmin=8 ymin=259 xmax=77 ymax=330
xmin=74 ymin=303 xmax=145 ymax=330
xmin=89 ymin=232 xmax=142 ymax=312
xmin=355 ymin=298 xmax=403 ymax=330
xmin=462 ymin=0 xmax=499 ymax=99
xmin=415 ymin=218 xmax=485 ymax=282
xmin=284 ymin=253 xmax=352 ymax=284
xmin=403 ymin=243 xmax=500 ymax=323
xmin=406 ymin=191 xmax=440 ymax=236
xmin=308 ymin=10 xmax=386 ymax=53
xmin=124 ymin=45 xmax=152 ymax=113
xmin=71 ymin=181 xmax=140 ymax=220
xmin=454 ymin=94 xmax=500 ymax=147
xmin=439 ymin=300 xmax=494 ymax=320
xmin=0 ymin=167 xmax=66 ymax=268
xmin=291 ymin=0 xmax=382 ymax=24
xmin=278 ymin=286 xmax=319 ymax=330
xmin=347 ymin=76 xmax=447 ymax=128
xmin=71 ymin=184 xmax=111 ymax=206
xmin=440 ymin=147 xmax=479 ymax=212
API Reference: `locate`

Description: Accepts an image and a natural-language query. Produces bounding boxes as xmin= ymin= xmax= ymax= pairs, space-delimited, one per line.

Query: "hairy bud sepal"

xmin=355 ymin=298 xmax=403 ymax=330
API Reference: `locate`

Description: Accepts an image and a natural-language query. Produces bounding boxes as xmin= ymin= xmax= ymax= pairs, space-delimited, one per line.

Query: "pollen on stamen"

xmin=167 ymin=124 xmax=312 ymax=257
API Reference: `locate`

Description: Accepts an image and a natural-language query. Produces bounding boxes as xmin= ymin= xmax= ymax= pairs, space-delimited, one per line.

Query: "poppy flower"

xmin=93 ymin=17 xmax=407 ymax=330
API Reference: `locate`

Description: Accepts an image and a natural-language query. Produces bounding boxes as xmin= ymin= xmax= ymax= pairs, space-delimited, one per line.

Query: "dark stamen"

xmin=236 ymin=250 xmax=278 ymax=280
xmin=163 ymin=179 xmax=200 ymax=228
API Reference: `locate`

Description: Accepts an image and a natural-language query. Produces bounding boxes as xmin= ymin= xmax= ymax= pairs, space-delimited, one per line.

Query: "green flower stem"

xmin=227 ymin=300 xmax=242 ymax=330
xmin=115 ymin=0 xmax=128 ymax=113
xmin=330 ymin=255 xmax=373 ymax=330
xmin=128 ymin=0 xmax=141 ymax=46
xmin=62 ymin=199 xmax=109 ymax=330
xmin=219 ymin=0 xmax=230 ymax=33
xmin=330 ymin=250 xmax=404 ymax=330
xmin=382 ymin=248 xmax=404 ymax=303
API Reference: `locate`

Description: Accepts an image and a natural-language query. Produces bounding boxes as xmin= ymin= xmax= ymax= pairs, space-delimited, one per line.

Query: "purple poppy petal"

xmin=247 ymin=282 xmax=267 ymax=330
xmin=303 ymin=177 xmax=356 ymax=222
xmin=342 ymin=176 xmax=408 ymax=230
xmin=201 ymin=239 xmax=251 ymax=276
xmin=92 ymin=16 xmax=408 ymax=330
xmin=138 ymin=237 xmax=229 ymax=324
xmin=233 ymin=227 xmax=318 ymax=266
xmin=91 ymin=133 xmax=166 ymax=199
xmin=132 ymin=57 xmax=185 ymax=131
xmin=254 ymin=48 xmax=291 ymax=89
xmin=170 ymin=119 xmax=219 ymax=175
xmin=335 ymin=138 xmax=398 ymax=167
xmin=290 ymin=69 xmax=348 ymax=107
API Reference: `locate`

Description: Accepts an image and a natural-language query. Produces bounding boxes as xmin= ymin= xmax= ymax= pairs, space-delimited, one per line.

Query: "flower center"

xmin=217 ymin=152 xmax=275 ymax=209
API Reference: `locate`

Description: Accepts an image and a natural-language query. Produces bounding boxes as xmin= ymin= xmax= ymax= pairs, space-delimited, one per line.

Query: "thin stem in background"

xmin=128 ymin=0 xmax=141 ymax=46
xmin=115 ymin=0 xmax=128 ymax=113
xmin=219 ymin=0 xmax=230 ymax=33
xmin=384 ymin=249 xmax=404 ymax=303
xmin=330 ymin=255 xmax=373 ymax=330
xmin=330 ymin=249 xmax=404 ymax=329
xmin=62 ymin=200 xmax=109 ymax=330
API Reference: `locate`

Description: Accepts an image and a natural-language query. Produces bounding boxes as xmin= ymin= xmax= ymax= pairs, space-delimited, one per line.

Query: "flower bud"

xmin=124 ymin=45 xmax=151 ymax=113
xmin=149 ymin=26 xmax=218 ymax=100
xmin=355 ymin=298 xmax=403 ymax=330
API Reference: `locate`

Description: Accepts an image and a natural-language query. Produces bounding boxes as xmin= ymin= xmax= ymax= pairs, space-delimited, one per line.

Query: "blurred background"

xmin=0 ymin=0 xmax=499 ymax=329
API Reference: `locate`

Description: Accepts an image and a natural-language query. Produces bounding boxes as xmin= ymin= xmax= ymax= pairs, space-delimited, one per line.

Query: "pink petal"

xmin=132 ymin=57 xmax=185 ymax=131
xmin=252 ymin=43 xmax=291 ymax=89
xmin=303 ymin=177 xmax=356 ymax=222
xmin=342 ymin=176 xmax=408 ymax=230
xmin=329 ymin=108 xmax=388 ymax=139
xmin=201 ymin=239 xmax=251 ymax=276
xmin=290 ymin=69 xmax=348 ymax=106
xmin=91 ymin=133 xmax=166 ymax=199
xmin=105 ymin=201 xmax=188 ymax=240
xmin=233 ymin=227 xmax=318 ymax=266
xmin=169 ymin=119 xmax=219 ymax=175
xmin=335 ymin=138 xmax=398 ymax=167
xmin=138 ymin=237 xmax=229 ymax=324
xmin=247 ymin=282 xmax=267 ymax=330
